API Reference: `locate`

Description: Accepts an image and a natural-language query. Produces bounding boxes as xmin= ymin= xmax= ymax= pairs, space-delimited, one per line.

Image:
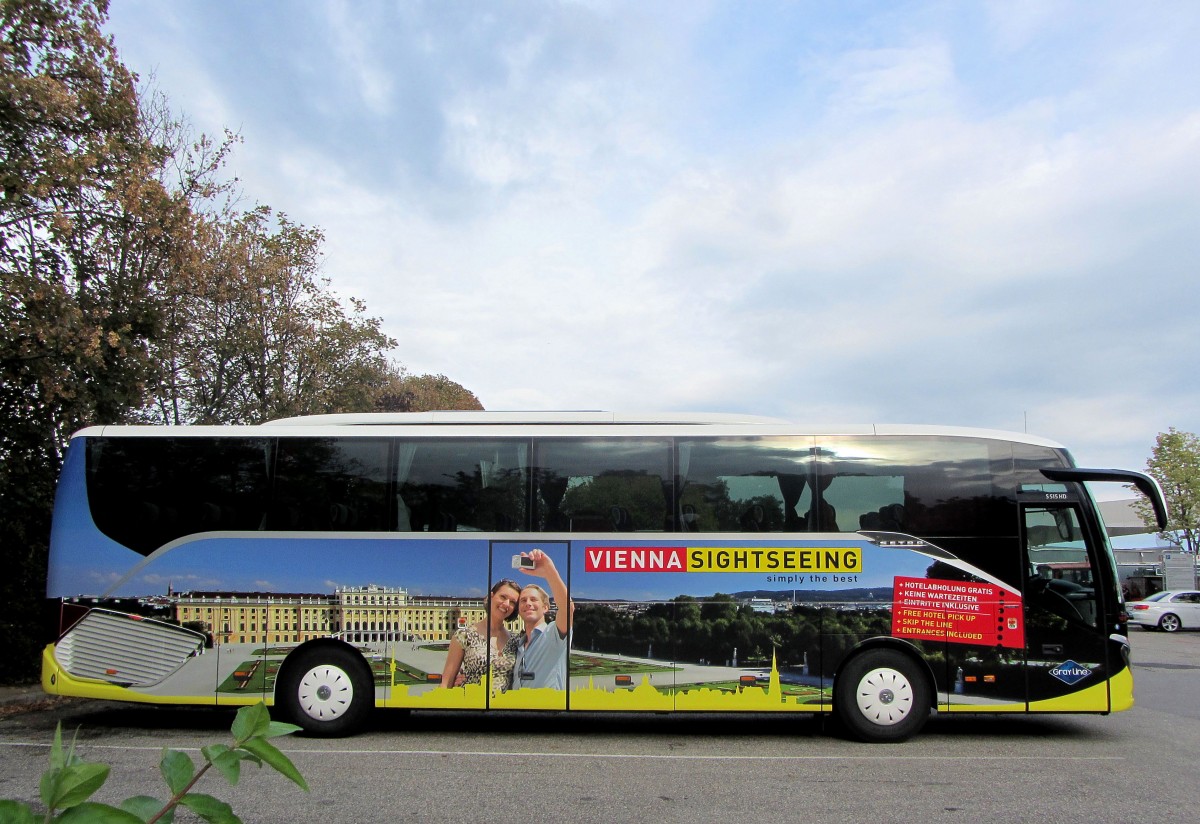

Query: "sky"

xmin=102 ymin=1 xmax=1200 ymax=478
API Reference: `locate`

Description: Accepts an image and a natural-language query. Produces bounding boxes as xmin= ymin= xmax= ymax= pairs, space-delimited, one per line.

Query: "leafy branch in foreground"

xmin=0 ymin=702 xmax=308 ymax=823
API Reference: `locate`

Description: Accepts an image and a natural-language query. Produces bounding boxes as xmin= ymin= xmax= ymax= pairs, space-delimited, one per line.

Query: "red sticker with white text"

xmin=891 ymin=576 xmax=1024 ymax=649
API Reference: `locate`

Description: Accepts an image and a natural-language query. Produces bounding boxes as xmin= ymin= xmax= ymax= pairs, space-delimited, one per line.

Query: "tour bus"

xmin=41 ymin=412 xmax=1167 ymax=742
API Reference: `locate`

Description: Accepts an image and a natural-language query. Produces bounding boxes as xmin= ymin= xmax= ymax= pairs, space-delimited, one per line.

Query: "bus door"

xmin=492 ymin=541 xmax=569 ymax=711
xmin=1020 ymin=501 xmax=1110 ymax=711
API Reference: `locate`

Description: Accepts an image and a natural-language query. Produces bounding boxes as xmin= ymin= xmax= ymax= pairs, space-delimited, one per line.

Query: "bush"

xmin=0 ymin=702 xmax=307 ymax=823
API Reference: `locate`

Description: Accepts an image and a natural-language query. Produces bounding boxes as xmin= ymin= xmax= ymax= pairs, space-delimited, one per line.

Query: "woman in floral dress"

xmin=439 ymin=578 xmax=522 ymax=691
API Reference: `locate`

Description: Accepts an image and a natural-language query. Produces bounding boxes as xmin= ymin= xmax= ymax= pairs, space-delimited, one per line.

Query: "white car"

xmin=1128 ymin=590 xmax=1200 ymax=632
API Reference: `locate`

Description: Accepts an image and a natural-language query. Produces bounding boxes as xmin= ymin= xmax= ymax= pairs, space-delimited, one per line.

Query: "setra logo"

xmin=1049 ymin=660 xmax=1092 ymax=685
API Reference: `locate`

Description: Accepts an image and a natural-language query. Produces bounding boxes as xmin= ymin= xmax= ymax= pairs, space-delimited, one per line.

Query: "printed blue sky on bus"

xmin=49 ymin=529 xmax=934 ymax=602
xmin=50 ymin=534 xmax=578 ymax=601
xmin=50 ymin=535 xmax=493 ymax=599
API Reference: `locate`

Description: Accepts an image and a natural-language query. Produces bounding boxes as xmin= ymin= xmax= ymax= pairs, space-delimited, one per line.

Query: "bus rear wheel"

xmin=277 ymin=646 xmax=373 ymax=736
xmin=835 ymin=649 xmax=930 ymax=743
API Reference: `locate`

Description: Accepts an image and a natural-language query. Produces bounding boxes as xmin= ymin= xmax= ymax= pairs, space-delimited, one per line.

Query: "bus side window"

xmin=88 ymin=437 xmax=270 ymax=553
xmin=270 ymin=438 xmax=390 ymax=532
xmin=534 ymin=439 xmax=670 ymax=532
xmin=676 ymin=437 xmax=814 ymax=532
xmin=398 ymin=439 xmax=529 ymax=532
xmin=819 ymin=471 xmax=902 ymax=535
xmin=816 ymin=435 xmax=1016 ymax=542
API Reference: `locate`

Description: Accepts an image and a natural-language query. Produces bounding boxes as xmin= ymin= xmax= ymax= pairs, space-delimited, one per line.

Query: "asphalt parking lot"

xmin=1 ymin=627 xmax=1197 ymax=823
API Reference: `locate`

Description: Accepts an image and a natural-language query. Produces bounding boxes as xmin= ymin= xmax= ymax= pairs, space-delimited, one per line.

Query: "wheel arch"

xmin=272 ymin=637 xmax=373 ymax=705
xmin=832 ymin=637 xmax=938 ymax=712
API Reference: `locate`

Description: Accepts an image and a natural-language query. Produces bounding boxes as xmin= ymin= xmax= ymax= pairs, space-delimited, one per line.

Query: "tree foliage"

xmin=0 ymin=0 xmax=481 ymax=682
xmin=372 ymin=369 xmax=483 ymax=413
xmin=0 ymin=0 xmax=168 ymax=682
xmin=142 ymin=206 xmax=399 ymax=424
xmin=1135 ymin=427 xmax=1200 ymax=553
xmin=574 ymin=599 xmax=885 ymax=677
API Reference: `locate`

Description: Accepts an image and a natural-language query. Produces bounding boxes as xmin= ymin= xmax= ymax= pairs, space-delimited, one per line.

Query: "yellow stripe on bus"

xmin=943 ymin=668 xmax=1131 ymax=714
xmin=41 ymin=645 xmax=273 ymax=707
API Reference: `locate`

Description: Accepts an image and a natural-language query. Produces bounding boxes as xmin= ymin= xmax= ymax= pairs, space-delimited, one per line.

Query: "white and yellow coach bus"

xmin=41 ymin=412 xmax=1166 ymax=742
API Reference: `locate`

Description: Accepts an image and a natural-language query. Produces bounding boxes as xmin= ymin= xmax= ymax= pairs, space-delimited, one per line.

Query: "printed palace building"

xmin=172 ymin=584 xmax=487 ymax=646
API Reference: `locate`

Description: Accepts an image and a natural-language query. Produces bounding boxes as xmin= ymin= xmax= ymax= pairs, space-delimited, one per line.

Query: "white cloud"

xmin=102 ymin=0 xmax=1200 ymax=474
xmin=141 ymin=573 xmax=222 ymax=590
xmin=984 ymin=0 xmax=1073 ymax=53
xmin=322 ymin=1 xmax=394 ymax=116
xmin=822 ymin=41 xmax=958 ymax=117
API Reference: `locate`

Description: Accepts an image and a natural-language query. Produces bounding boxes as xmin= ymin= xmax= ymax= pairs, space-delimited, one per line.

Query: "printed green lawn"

xmin=568 ymin=654 xmax=679 ymax=677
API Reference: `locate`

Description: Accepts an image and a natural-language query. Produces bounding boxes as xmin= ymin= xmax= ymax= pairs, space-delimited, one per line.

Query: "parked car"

xmin=1128 ymin=590 xmax=1200 ymax=632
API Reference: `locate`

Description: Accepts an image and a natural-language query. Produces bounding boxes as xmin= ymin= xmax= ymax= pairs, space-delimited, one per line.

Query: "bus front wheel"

xmin=277 ymin=646 xmax=373 ymax=736
xmin=835 ymin=649 xmax=930 ymax=743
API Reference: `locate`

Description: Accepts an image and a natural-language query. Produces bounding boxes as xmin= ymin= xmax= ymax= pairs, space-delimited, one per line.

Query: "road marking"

xmin=0 ymin=742 xmax=1122 ymax=761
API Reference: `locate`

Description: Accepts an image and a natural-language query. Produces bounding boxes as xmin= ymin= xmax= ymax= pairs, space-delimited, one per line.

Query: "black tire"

xmin=1159 ymin=613 xmax=1182 ymax=633
xmin=835 ymin=648 xmax=931 ymax=743
xmin=276 ymin=645 xmax=373 ymax=736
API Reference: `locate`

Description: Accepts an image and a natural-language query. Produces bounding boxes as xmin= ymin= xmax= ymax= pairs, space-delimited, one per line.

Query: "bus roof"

xmin=69 ymin=412 xmax=1069 ymax=450
xmin=264 ymin=411 xmax=791 ymax=426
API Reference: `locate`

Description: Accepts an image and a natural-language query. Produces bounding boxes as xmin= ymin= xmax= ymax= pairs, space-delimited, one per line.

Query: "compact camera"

xmin=511 ymin=554 xmax=536 ymax=569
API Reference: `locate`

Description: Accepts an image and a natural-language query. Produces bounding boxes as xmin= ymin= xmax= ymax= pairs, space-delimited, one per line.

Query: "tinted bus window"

xmin=817 ymin=436 xmax=1013 ymax=537
xmin=87 ymin=437 xmax=270 ymax=554
xmin=1012 ymin=441 xmax=1070 ymax=485
xmin=676 ymin=437 xmax=815 ymax=531
xmin=398 ymin=439 xmax=529 ymax=532
xmin=534 ymin=439 xmax=670 ymax=531
xmin=269 ymin=438 xmax=390 ymax=531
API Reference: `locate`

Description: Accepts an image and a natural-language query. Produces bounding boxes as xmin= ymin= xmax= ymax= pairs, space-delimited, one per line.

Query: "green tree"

xmin=0 ymin=0 xmax=485 ymax=684
xmin=141 ymin=205 xmax=399 ymax=424
xmin=700 ymin=593 xmax=738 ymax=623
xmin=1135 ymin=427 xmax=1200 ymax=553
xmin=373 ymin=368 xmax=484 ymax=412
xmin=1 ymin=2 xmax=204 ymax=439
xmin=0 ymin=0 xmax=184 ymax=681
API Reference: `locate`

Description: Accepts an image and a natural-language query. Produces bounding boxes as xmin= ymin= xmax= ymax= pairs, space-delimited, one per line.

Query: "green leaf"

xmin=263 ymin=721 xmax=301 ymax=739
xmin=119 ymin=795 xmax=171 ymax=824
xmin=57 ymin=802 xmax=147 ymax=823
xmin=179 ymin=793 xmax=240 ymax=824
xmin=39 ymin=727 xmax=93 ymax=810
xmin=64 ymin=735 xmax=85 ymax=768
xmin=230 ymin=703 xmax=270 ymax=744
xmin=48 ymin=722 xmax=66 ymax=770
xmin=202 ymin=745 xmax=256 ymax=786
xmin=45 ymin=762 xmax=110 ymax=810
xmin=238 ymin=738 xmax=309 ymax=791
xmin=201 ymin=743 xmax=231 ymax=762
xmin=0 ymin=799 xmax=37 ymax=824
xmin=159 ymin=749 xmax=196 ymax=796
xmin=56 ymin=726 xmax=85 ymax=769
xmin=39 ymin=766 xmax=63 ymax=809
